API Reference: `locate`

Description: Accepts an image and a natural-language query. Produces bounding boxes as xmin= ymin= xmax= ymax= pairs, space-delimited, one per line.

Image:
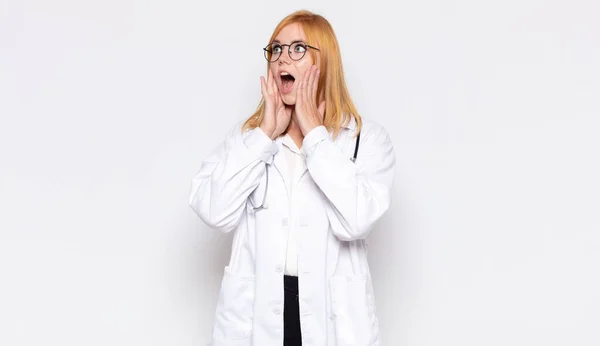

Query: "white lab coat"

xmin=189 ymin=115 xmax=395 ymax=346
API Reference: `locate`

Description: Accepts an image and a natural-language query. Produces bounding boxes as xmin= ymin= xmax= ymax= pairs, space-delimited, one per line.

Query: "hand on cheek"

xmin=295 ymin=65 xmax=326 ymax=137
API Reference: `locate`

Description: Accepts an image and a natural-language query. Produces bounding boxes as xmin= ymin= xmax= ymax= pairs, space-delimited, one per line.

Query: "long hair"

xmin=242 ymin=10 xmax=362 ymax=139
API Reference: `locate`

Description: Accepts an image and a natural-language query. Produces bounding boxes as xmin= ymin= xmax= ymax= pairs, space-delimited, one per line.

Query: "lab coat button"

xmin=273 ymin=307 xmax=282 ymax=315
xmin=281 ymin=218 xmax=289 ymax=226
xmin=275 ymin=265 xmax=283 ymax=273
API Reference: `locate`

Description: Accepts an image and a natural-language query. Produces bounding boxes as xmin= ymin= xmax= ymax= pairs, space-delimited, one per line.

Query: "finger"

xmin=296 ymin=68 xmax=307 ymax=110
xmin=312 ymin=68 xmax=320 ymax=104
xmin=295 ymin=73 xmax=304 ymax=105
xmin=267 ymin=68 xmax=272 ymax=85
xmin=306 ymin=65 xmax=315 ymax=103
xmin=295 ymin=80 xmax=302 ymax=107
xmin=275 ymin=88 xmax=283 ymax=109
xmin=318 ymin=87 xmax=325 ymax=105
xmin=308 ymin=66 xmax=317 ymax=103
xmin=305 ymin=65 xmax=314 ymax=94
xmin=318 ymin=100 xmax=326 ymax=117
xmin=273 ymin=71 xmax=280 ymax=96
xmin=272 ymin=69 xmax=281 ymax=94
xmin=301 ymin=66 xmax=311 ymax=94
xmin=268 ymin=69 xmax=275 ymax=94
xmin=260 ymin=76 xmax=268 ymax=97
xmin=306 ymin=65 xmax=315 ymax=95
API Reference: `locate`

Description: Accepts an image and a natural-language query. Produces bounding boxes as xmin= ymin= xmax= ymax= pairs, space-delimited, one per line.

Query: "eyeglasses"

xmin=263 ymin=40 xmax=320 ymax=62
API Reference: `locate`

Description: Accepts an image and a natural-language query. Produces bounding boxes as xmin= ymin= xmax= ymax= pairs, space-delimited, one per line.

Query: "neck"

xmin=286 ymin=107 xmax=302 ymax=136
xmin=285 ymin=109 xmax=304 ymax=149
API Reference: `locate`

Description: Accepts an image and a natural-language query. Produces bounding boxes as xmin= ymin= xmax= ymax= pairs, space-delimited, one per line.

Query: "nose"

xmin=278 ymin=48 xmax=292 ymax=65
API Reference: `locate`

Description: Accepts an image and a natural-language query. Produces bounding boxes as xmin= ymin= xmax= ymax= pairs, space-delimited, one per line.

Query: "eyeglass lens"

xmin=265 ymin=42 xmax=308 ymax=62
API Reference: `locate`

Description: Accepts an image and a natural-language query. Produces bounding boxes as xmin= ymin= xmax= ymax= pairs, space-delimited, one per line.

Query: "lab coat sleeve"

xmin=188 ymin=123 xmax=279 ymax=233
xmin=302 ymin=125 xmax=395 ymax=241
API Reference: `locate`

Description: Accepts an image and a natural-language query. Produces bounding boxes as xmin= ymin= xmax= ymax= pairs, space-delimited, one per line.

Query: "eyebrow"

xmin=271 ymin=39 xmax=304 ymax=44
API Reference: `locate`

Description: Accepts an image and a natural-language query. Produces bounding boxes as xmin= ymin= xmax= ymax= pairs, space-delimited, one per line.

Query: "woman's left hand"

xmin=295 ymin=65 xmax=326 ymax=136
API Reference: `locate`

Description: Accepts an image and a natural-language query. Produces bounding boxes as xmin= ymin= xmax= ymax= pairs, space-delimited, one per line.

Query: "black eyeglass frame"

xmin=263 ymin=40 xmax=320 ymax=62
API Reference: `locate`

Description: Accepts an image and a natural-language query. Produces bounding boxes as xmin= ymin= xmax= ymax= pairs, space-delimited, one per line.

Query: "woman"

xmin=189 ymin=10 xmax=395 ymax=346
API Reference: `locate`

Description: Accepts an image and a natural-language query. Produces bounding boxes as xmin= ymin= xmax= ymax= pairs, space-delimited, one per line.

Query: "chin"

xmin=282 ymin=95 xmax=296 ymax=106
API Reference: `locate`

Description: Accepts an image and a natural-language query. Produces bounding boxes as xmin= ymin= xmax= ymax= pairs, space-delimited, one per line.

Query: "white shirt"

xmin=280 ymin=133 xmax=306 ymax=276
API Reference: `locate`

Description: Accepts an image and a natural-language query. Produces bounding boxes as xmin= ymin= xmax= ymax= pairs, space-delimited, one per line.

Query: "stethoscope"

xmin=250 ymin=131 xmax=361 ymax=210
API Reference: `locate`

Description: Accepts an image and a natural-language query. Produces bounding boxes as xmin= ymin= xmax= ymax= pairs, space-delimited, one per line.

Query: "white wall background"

xmin=1 ymin=0 xmax=599 ymax=345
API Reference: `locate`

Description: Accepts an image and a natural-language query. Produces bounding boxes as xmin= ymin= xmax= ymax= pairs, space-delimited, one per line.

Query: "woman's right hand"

xmin=259 ymin=69 xmax=292 ymax=140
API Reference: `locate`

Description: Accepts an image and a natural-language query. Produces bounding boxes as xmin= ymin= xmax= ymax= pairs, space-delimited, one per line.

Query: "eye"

xmin=293 ymin=44 xmax=307 ymax=53
xmin=272 ymin=45 xmax=282 ymax=53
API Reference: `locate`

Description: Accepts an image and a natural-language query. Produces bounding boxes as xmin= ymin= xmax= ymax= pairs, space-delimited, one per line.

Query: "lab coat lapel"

xmin=295 ymin=150 xmax=308 ymax=188
xmin=274 ymin=124 xmax=355 ymax=192
xmin=272 ymin=137 xmax=289 ymax=188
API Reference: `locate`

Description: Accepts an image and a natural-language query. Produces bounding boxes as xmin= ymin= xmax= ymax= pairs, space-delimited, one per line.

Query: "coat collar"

xmin=270 ymin=116 xmax=357 ymax=188
xmin=281 ymin=133 xmax=303 ymax=155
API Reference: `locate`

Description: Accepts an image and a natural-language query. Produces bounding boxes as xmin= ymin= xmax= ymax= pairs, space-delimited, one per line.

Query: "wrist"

xmin=301 ymin=122 xmax=319 ymax=137
xmin=259 ymin=124 xmax=275 ymax=140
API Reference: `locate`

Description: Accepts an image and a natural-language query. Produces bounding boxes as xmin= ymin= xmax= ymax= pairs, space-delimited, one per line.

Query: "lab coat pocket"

xmin=211 ymin=265 xmax=255 ymax=343
xmin=329 ymin=274 xmax=380 ymax=346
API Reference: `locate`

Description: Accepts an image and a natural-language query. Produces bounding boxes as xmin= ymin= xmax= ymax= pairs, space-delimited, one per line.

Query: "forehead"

xmin=273 ymin=23 xmax=306 ymax=43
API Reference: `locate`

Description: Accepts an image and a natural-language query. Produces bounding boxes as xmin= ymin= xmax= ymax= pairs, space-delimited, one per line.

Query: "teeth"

xmin=281 ymin=72 xmax=290 ymax=76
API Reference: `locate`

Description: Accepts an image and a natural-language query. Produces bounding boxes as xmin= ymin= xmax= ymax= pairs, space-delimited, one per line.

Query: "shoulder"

xmin=350 ymin=117 xmax=394 ymax=160
xmin=357 ymin=117 xmax=391 ymax=143
xmin=203 ymin=119 xmax=256 ymax=155
xmin=352 ymin=117 xmax=395 ymax=170
xmin=221 ymin=118 xmax=256 ymax=142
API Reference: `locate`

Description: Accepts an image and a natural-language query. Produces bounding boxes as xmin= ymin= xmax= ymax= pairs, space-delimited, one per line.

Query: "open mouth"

xmin=280 ymin=73 xmax=296 ymax=94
